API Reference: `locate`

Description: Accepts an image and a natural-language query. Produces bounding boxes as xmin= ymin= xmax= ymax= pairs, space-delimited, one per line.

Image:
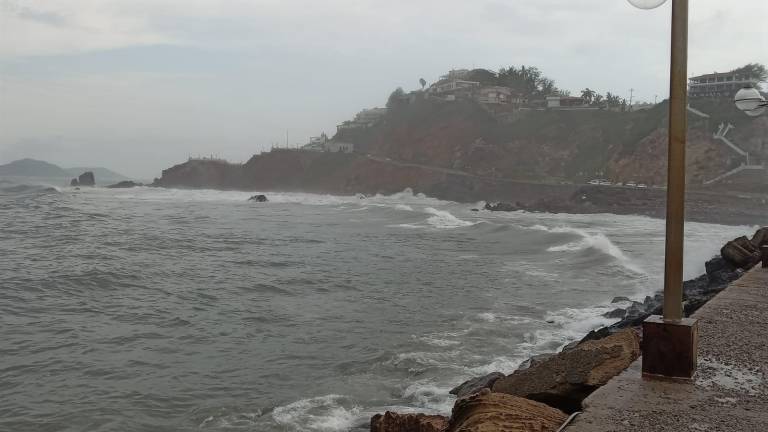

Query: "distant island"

xmin=0 ymin=158 xmax=129 ymax=184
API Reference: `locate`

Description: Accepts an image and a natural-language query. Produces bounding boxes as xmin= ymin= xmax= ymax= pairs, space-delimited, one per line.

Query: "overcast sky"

xmin=1 ymin=0 xmax=766 ymax=179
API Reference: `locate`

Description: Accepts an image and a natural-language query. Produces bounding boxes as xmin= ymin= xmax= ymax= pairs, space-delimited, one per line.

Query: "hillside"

xmin=336 ymin=96 xmax=766 ymax=187
xmin=0 ymin=159 xmax=71 ymax=178
xmin=154 ymin=87 xmax=768 ymax=220
xmin=0 ymin=159 xmax=130 ymax=183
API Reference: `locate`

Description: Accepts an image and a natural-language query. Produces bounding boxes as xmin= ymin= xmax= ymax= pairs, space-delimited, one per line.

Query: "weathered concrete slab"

xmin=566 ymin=267 xmax=768 ymax=432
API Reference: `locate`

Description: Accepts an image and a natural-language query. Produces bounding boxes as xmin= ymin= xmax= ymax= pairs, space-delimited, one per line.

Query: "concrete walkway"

xmin=566 ymin=267 xmax=768 ymax=432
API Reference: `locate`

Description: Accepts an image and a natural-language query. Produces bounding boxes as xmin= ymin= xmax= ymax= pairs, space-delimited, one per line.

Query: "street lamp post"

xmin=629 ymin=0 xmax=699 ymax=380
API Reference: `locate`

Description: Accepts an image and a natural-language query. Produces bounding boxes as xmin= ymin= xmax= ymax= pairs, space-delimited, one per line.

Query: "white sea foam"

xmin=424 ymin=207 xmax=475 ymax=229
xmin=415 ymin=333 xmax=461 ymax=347
xmin=402 ymin=381 xmax=456 ymax=412
xmin=466 ymin=356 xmax=525 ymax=376
xmin=272 ymin=395 xmax=363 ymax=432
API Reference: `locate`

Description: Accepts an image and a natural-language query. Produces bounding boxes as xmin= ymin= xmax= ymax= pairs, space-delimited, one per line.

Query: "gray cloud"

xmin=1 ymin=0 xmax=766 ymax=179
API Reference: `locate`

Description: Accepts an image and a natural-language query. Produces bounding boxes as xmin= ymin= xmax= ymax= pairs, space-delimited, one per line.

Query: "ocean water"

xmin=0 ymin=182 xmax=754 ymax=431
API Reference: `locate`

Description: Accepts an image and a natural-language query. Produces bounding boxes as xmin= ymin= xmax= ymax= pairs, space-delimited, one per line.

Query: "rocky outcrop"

xmin=107 ymin=180 xmax=142 ymax=188
xmin=248 ymin=194 xmax=268 ymax=202
xmin=449 ymin=372 xmax=505 ymax=398
xmin=492 ymin=329 xmax=640 ymax=413
xmin=370 ymin=412 xmax=448 ymax=432
xmin=447 ymin=390 xmax=566 ymax=432
xmin=721 ymin=236 xmax=760 ymax=269
xmin=70 ymin=171 xmax=95 ymax=187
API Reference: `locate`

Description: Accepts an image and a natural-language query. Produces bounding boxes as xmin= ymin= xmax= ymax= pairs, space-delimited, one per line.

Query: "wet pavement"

xmin=566 ymin=267 xmax=768 ymax=431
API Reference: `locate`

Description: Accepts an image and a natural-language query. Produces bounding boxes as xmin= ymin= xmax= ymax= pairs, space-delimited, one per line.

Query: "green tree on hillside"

xmin=731 ymin=63 xmax=767 ymax=82
xmin=387 ymin=87 xmax=406 ymax=109
xmin=497 ymin=65 xmax=559 ymax=97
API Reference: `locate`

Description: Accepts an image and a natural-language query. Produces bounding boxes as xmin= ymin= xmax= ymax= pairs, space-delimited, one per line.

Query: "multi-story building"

xmin=688 ymin=71 xmax=761 ymax=98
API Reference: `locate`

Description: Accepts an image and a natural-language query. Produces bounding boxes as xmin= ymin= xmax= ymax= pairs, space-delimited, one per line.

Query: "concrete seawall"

xmin=565 ymin=267 xmax=768 ymax=431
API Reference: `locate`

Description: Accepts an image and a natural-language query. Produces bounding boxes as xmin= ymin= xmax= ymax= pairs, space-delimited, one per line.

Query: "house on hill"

xmin=689 ymin=71 xmax=761 ymax=98
xmin=336 ymin=107 xmax=388 ymax=132
xmin=324 ymin=142 xmax=354 ymax=153
xmin=546 ymin=95 xmax=593 ymax=110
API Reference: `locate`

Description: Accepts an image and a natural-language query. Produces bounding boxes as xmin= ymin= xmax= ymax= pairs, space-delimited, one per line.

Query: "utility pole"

xmin=629 ymin=88 xmax=635 ymax=109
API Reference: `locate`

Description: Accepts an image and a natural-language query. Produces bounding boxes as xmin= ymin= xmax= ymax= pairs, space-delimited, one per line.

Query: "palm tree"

xmin=605 ymin=92 xmax=620 ymax=107
xmin=593 ymin=94 xmax=604 ymax=106
xmin=580 ymin=88 xmax=596 ymax=104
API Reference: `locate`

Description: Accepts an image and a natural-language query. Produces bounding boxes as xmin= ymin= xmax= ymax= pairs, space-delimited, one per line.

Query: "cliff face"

xmin=156 ymin=97 xmax=768 ymax=198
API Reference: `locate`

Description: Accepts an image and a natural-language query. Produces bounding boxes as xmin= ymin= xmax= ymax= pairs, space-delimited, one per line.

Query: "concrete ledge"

xmin=566 ymin=267 xmax=768 ymax=431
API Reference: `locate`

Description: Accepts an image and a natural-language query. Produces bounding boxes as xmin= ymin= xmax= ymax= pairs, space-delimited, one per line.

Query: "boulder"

xmin=77 ymin=171 xmax=95 ymax=186
xmin=750 ymin=227 xmax=768 ymax=248
xmin=603 ymin=308 xmax=626 ymax=319
xmin=516 ymin=353 xmax=556 ymax=371
xmin=248 ymin=194 xmax=268 ymax=202
xmin=721 ymin=236 xmax=760 ymax=269
xmin=107 ymin=180 xmax=142 ymax=189
xmin=370 ymin=411 xmax=448 ymax=432
xmin=450 ymin=372 xmax=505 ymax=398
xmin=446 ymin=390 xmax=566 ymax=432
xmin=610 ymin=296 xmax=630 ymax=303
xmin=492 ymin=329 xmax=640 ymax=413
xmin=70 ymin=178 xmax=79 ymax=186
xmin=484 ymin=202 xmax=520 ymax=212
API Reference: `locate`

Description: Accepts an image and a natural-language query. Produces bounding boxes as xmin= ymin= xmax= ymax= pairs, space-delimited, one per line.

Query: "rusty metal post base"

xmin=642 ymin=315 xmax=699 ymax=380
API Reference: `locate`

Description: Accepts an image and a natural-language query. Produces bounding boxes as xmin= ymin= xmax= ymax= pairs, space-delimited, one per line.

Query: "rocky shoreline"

xmin=483 ymin=184 xmax=768 ymax=227
xmin=370 ymin=228 xmax=768 ymax=432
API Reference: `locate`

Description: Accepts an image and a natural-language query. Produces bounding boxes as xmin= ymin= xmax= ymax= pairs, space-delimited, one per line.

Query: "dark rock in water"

xmin=70 ymin=178 xmax=79 ymax=186
xmin=107 ymin=180 xmax=142 ymax=189
xmin=579 ymin=326 xmax=612 ymax=344
xmin=470 ymin=208 xmax=479 ymax=212
xmin=447 ymin=390 xmax=567 ymax=432
xmin=77 ymin=171 xmax=95 ymax=187
xmin=248 ymin=194 xmax=268 ymax=202
xmin=516 ymin=353 xmax=556 ymax=371
xmin=492 ymin=329 xmax=640 ymax=413
xmin=604 ymin=308 xmax=626 ymax=319
xmin=611 ymin=296 xmax=630 ymax=303
xmin=560 ymin=340 xmax=580 ymax=353
xmin=484 ymin=201 xmax=520 ymax=212
xmin=370 ymin=411 xmax=448 ymax=432
xmin=449 ymin=372 xmax=504 ymax=398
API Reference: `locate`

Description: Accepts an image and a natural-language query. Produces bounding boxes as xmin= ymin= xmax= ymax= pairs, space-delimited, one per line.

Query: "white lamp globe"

xmin=627 ymin=0 xmax=668 ymax=9
xmin=734 ymin=87 xmax=764 ymax=112
xmin=745 ymin=104 xmax=766 ymax=117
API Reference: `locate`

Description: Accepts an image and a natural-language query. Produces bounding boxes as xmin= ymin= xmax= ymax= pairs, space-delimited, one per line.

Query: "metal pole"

xmin=663 ymin=0 xmax=688 ymax=322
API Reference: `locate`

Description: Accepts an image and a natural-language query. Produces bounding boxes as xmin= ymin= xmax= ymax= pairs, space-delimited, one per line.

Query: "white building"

xmin=431 ymin=79 xmax=481 ymax=95
xmin=324 ymin=142 xmax=354 ymax=153
xmin=475 ymin=86 xmax=514 ymax=104
xmin=689 ymin=71 xmax=762 ymax=98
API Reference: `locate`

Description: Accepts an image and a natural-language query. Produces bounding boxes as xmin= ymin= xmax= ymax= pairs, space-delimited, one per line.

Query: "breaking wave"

xmin=272 ymin=395 xmax=364 ymax=432
xmin=528 ymin=225 xmax=644 ymax=274
xmin=423 ymin=207 xmax=476 ymax=229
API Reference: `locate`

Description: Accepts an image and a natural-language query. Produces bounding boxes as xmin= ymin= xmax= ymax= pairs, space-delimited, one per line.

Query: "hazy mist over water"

xmin=0 ymin=183 xmax=752 ymax=431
